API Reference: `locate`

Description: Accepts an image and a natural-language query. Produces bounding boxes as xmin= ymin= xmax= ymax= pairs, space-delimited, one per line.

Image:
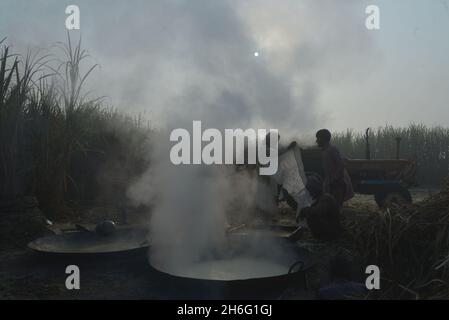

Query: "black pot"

xmin=148 ymin=232 xmax=315 ymax=299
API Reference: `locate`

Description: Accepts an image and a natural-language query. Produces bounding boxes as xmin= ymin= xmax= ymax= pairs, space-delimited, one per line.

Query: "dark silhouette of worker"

xmin=316 ymin=129 xmax=354 ymax=207
xmin=297 ymin=175 xmax=342 ymax=241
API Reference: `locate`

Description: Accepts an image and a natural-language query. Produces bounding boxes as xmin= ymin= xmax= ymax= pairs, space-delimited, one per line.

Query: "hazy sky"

xmin=1 ymin=0 xmax=448 ymax=134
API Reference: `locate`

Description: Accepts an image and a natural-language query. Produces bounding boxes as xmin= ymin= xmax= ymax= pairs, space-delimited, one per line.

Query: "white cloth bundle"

xmin=256 ymin=146 xmax=312 ymax=219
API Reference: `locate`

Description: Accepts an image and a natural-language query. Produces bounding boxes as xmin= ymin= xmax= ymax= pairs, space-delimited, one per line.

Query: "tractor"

xmin=301 ymin=129 xmax=417 ymax=208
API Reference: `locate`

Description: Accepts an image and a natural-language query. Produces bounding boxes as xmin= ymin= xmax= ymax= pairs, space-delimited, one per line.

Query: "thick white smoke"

xmin=1 ymin=0 xmax=377 ymax=134
xmin=121 ymin=0 xmax=377 ymax=273
xmin=127 ymin=130 xmax=261 ymax=270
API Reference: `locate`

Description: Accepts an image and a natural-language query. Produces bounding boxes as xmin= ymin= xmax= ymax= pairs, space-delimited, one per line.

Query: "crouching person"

xmin=296 ymin=176 xmax=342 ymax=241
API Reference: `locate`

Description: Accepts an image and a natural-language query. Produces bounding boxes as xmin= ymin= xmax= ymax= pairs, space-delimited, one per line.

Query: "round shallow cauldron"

xmin=28 ymin=226 xmax=149 ymax=256
xmin=148 ymin=232 xmax=315 ymax=299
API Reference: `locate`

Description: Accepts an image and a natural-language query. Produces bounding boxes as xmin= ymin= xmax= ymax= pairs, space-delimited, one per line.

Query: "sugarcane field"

xmin=1 ymin=0 xmax=449 ymax=309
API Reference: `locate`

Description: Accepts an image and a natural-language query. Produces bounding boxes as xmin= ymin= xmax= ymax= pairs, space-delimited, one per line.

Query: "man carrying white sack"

xmin=255 ymin=136 xmax=312 ymax=220
xmin=256 ymin=138 xmax=342 ymax=241
xmin=273 ymin=142 xmax=313 ymax=216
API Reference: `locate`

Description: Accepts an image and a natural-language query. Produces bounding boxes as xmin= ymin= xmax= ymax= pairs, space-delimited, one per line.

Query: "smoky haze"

xmin=1 ymin=0 xmax=378 ymax=276
xmin=120 ymin=0 xmax=376 ymax=275
xmin=1 ymin=0 xmax=377 ymax=136
xmin=91 ymin=0 xmax=376 ymax=134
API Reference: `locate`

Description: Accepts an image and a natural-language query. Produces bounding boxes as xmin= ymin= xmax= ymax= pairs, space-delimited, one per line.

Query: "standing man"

xmin=316 ymin=129 xmax=354 ymax=207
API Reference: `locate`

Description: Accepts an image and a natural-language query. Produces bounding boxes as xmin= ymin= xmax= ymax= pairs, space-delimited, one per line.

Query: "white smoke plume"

xmin=122 ymin=0 xmax=377 ymax=272
xmin=1 ymin=0 xmax=377 ymax=134
xmin=1 ymin=0 xmax=378 ymax=271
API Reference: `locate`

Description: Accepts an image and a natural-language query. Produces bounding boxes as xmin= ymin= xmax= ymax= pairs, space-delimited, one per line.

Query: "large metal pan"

xmin=148 ymin=231 xmax=315 ymax=299
xmin=28 ymin=226 xmax=149 ymax=255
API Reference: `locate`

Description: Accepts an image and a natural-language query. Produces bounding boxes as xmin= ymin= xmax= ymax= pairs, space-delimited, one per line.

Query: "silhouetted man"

xmin=296 ymin=175 xmax=341 ymax=241
xmin=316 ymin=129 xmax=354 ymax=207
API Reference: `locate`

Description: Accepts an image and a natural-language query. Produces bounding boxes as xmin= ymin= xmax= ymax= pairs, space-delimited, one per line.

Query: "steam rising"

xmin=128 ymin=137 xmax=256 ymax=270
xmin=121 ymin=0 xmax=376 ymax=274
xmin=2 ymin=0 xmax=376 ymax=134
xmin=2 ymin=0 xmax=377 ymax=273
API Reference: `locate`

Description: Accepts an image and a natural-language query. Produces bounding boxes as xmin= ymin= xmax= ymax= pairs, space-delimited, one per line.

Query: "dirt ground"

xmin=0 ymin=188 xmax=438 ymax=300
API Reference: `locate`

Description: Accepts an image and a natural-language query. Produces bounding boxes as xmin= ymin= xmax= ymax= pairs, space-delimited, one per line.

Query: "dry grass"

xmin=1 ymin=35 xmax=151 ymax=219
xmin=342 ymin=181 xmax=449 ymax=299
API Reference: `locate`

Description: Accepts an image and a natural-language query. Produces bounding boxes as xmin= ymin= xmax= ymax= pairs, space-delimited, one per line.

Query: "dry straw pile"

xmin=344 ymin=181 xmax=449 ymax=299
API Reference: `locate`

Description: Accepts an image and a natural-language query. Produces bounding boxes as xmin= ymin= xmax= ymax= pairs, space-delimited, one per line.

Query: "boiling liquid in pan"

xmin=162 ymin=256 xmax=290 ymax=281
